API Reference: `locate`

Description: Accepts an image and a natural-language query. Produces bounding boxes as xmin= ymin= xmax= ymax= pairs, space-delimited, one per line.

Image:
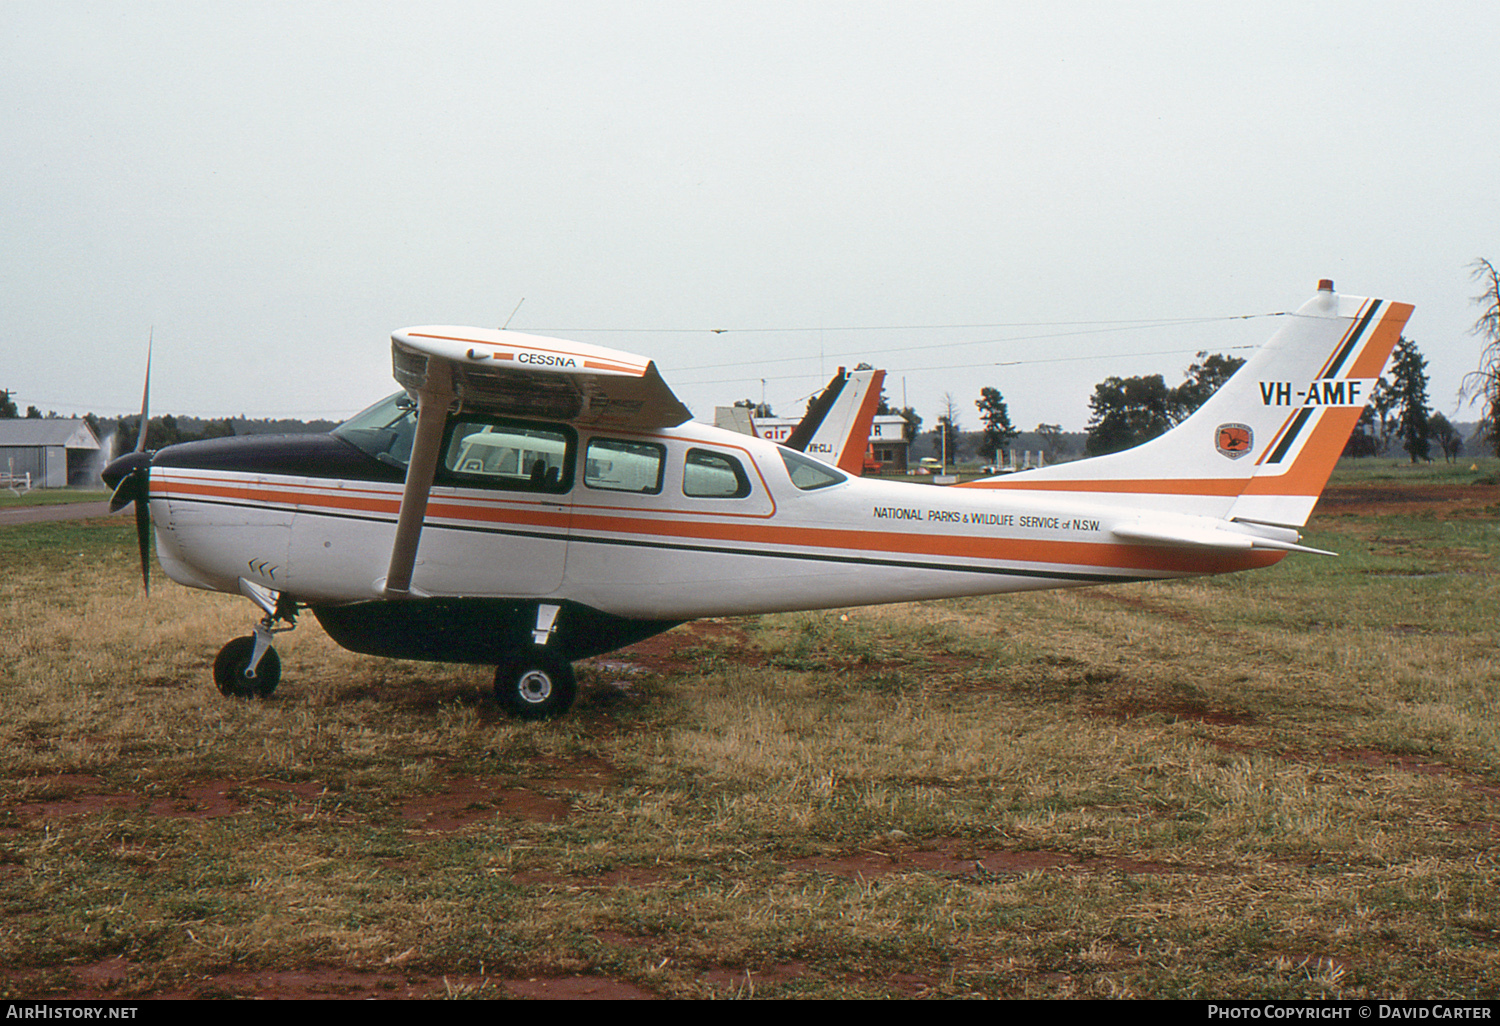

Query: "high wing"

xmin=382 ymin=327 xmax=692 ymax=598
xmin=392 ymin=327 xmax=692 ymax=430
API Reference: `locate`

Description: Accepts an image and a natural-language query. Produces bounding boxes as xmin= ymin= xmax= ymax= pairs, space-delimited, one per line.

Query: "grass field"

xmin=0 ymin=488 xmax=109 ymax=508
xmin=1 ymin=458 xmax=1497 ymax=999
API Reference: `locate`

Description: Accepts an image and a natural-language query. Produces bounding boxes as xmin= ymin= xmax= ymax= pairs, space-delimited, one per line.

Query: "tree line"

xmin=931 ymin=351 xmax=1250 ymax=466
xmin=0 ymin=397 xmax=337 ymax=450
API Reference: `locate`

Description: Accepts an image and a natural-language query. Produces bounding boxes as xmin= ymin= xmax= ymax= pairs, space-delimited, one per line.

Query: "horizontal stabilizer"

xmin=1112 ymin=523 xmax=1335 ymax=556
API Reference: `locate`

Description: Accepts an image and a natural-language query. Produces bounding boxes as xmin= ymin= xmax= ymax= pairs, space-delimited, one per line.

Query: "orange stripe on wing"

xmin=405 ymin=333 xmax=647 ymax=377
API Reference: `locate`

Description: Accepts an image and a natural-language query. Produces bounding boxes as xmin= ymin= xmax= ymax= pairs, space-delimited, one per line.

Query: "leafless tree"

xmin=1462 ymin=258 xmax=1500 ymax=456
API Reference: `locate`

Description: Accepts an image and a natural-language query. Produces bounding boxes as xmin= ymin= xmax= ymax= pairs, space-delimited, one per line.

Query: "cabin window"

xmin=683 ymin=448 xmax=751 ymax=498
xmin=440 ymin=418 xmax=574 ymax=493
xmin=780 ymin=448 xmax=846 ymax=491
xmin=584 ymin=437 xmax=665 ymax=494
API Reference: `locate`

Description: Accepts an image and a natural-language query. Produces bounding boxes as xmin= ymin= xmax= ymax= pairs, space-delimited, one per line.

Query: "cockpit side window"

xmin=335 ymin=395 xmax=575 ymax=492
xmin=440 ymin=418 xmax=575 ymax=493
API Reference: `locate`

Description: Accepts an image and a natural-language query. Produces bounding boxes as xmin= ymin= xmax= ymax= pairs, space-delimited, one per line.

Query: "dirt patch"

xmin=146 ymin=780 xmax=256 ymax=819
xmin=529 ymin=754 xmax=619 ymax=791
xmin=197 ymin=969 xmax=655 ymax=1000
xmin=1079 ymin=591 xmax=1256 ymax=649
xmin=1315 ymin=482 xmax=1500 ymax=518
xmin=13 ymin=791 xmax=143 ymax=821
xmin=503 ymin=975 xmax=655 ymax=999
xmin=1193 ymin=738 xmax=1500 ymax=799
xmin=398 ymin=775 xmax=573 ymax=831
xmin=396 ymin=755 xmax=625 ymax=832
xmin=589 ymin=618 xmax=757 ymax=676
xmin=8 ymin=775 xmax=332 ymax=824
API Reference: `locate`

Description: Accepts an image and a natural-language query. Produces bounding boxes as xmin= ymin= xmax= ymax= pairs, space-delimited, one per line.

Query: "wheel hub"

xmin=517 ymin=669 xmax=553 ymax=704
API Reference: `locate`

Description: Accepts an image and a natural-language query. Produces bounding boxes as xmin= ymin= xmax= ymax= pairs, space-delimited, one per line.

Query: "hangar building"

xmin=0 ymin=420 xmax=104 ymax=489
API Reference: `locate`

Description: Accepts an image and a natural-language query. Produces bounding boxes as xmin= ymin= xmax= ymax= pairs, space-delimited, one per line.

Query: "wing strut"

xmin=383 ymin=363 xmax=455 ymax=599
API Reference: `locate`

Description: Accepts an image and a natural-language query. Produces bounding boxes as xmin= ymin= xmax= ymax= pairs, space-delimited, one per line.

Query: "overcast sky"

xmin=3 ymin=1 xmax=1497 ymax=436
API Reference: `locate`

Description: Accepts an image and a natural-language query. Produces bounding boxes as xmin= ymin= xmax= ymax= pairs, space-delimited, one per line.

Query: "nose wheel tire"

xmin=214 ymin=636 xmax=281 ymax=698
xmin=495 ymin=650 xmax=576 ymax=720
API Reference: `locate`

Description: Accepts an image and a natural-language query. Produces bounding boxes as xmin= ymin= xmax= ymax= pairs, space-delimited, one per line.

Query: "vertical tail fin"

xmin=959 ymin=281 xmax=1414 ymax=525
xmin=784 ymin=367 xmax=886 ymax=475
xmin=1229 ymin=291 xmax=1413 ymax=525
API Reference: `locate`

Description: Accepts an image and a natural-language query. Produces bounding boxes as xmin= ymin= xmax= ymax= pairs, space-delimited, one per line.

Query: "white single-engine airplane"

xmin=103 ymin=281 xmax=1411 ymax=718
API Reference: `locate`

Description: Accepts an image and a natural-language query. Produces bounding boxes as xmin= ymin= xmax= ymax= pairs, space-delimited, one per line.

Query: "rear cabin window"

xmin=584 ymin=438 xmax=665 ymax=494
xmin=441 ymin=419 xmax=574 ymax=493
xmin=683 ymin=448 xmax=752 ymax=498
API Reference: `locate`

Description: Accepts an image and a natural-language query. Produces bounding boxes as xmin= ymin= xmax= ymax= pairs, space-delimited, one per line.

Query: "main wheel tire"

xmin=213 ymin=636 xmax=281 ymax=698
xmin=495 ymin=649 xmax=576 ymax=720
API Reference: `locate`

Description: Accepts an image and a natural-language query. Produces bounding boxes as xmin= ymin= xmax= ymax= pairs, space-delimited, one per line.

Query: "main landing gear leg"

xmin=494 ymin=603 xmax=577 ymax=720
xmin=215 ymin=581 xmax=298 ymax=699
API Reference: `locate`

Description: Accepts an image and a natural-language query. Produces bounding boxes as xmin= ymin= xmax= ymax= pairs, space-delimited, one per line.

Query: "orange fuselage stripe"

xmin=153 ymin=476 xmax=1279 ymax=577
xmin=957 ymin=477 xmax=1245 ymax=496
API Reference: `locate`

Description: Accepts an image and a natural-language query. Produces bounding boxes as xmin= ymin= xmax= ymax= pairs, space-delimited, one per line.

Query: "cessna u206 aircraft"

xmin=103 ymin=281 xmax=1411 ymax=718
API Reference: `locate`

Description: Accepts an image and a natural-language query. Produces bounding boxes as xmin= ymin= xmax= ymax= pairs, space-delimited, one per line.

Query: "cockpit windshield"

xmin=332 ymin=392 xmax=418 ymax=469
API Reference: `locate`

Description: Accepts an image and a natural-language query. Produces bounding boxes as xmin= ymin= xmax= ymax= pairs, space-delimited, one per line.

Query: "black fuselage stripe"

xmin=158 ymin=494 xmax=1153 ymax=585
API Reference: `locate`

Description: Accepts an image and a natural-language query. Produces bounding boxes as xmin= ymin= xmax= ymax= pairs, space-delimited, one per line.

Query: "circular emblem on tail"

xmin=1216 ymin=423 xmax=1253 ymax=460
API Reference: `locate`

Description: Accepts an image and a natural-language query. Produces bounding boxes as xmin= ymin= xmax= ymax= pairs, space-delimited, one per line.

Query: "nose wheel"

xmin=495 ymin=649 xmax=576 ymax=720
xmin=214 ymin=585 xmax=298 ymax=699
xmin=214 ymin=635 xmax=281 ymax=698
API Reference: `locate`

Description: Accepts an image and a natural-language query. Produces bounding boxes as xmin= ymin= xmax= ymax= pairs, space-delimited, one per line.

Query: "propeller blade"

xmin=108 ymin=473 xmax=137 ymax=513
xmin=133 ymin=330 xmax=152 ymax=454
xmin=133 ymin=479 xmax=152 ymax=595
xmin=100 ymin=334 xmax=156 ymax=594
